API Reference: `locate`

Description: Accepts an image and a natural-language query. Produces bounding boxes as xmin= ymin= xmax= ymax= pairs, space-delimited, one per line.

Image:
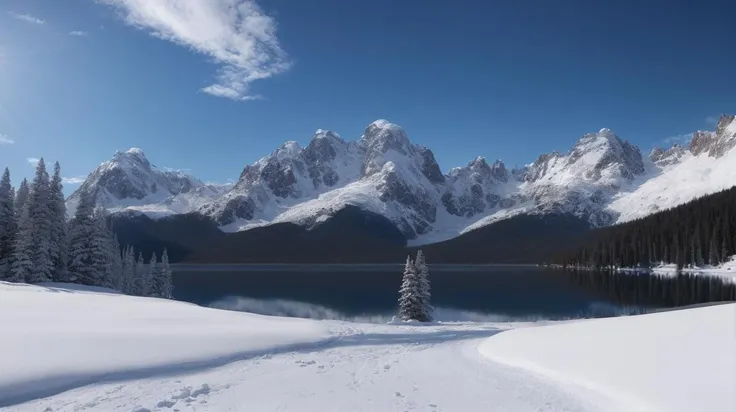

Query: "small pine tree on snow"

xmin=0 ymin=168 xmax=16 ymax=279
xmin=147 ymin=253 xmax=158 ymax=297
xmin=26 ymin=158 xmax=54 ymax=283
xmin=398 ymin=255 xmax=430 ymax=322
xmin=414 ymin=250 xmax=433 ymax=322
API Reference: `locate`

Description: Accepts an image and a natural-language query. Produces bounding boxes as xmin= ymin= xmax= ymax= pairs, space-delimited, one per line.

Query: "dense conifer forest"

xmin=555 ymin=186 xmax=736 ymax=306
xmin=556 ymin=186 xmax=736 ymax=269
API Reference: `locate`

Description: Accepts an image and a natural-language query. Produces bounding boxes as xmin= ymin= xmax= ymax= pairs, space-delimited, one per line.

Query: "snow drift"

xmin=479 ymin=303 xmax=736 ymax=412
xmin=0 ymin=282 xmax=330 ymax=407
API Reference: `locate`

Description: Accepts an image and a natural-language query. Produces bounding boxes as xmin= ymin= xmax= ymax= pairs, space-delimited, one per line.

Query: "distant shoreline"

xmin=171 ymin=263 xmax=540 ymax=272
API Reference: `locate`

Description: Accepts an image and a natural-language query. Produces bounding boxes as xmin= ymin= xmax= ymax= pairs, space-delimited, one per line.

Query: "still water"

xmin=173 ymin=264 xmax=641 ymax=322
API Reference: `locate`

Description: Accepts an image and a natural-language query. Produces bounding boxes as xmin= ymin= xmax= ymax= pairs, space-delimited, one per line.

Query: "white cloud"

xmin=69 ymin=31 xmax=88 ymax=36
xmin=27 ymin=157 xmax=40 ymax=165
xmin=98 ymin=0 xmax=290 ymax=101
xmin=62 ymin=176 xmax=86 ymax=184
xmin=9 ymin=12 xmax=45 ymax=25
xmin=0 ymin=133 xmax=13 ymax=145
xmin=705 ymin=115 xmax=719 ymax=126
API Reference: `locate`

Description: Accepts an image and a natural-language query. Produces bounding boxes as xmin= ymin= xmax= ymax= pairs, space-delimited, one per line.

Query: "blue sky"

xmin=0 ymin=0 xmax=734 ymax=195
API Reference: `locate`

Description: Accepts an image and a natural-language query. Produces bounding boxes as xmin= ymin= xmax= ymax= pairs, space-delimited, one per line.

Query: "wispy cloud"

xmin=705 ymin=115 xmax=719 ymax=126
xmin=662 ymin=133 xmax=691 ymax=145
xmin=68 ymin=30 xmax=88 ymax=36
xmin=9 ymin=12 xmax=45 ymax=25
xmin=27 ymin=157 xmax=40 ymax=165
xmin=62 ymin=176 xmax=86 ymax=184
xmin=98 ymin=0 xmax=290 ymax=101
xmin=0 ymin=133 xmax=13 ymax=145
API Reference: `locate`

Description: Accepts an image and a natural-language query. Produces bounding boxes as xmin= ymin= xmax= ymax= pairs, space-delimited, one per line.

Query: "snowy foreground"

xmin=1 ymin=282 xmax=734 ymax=412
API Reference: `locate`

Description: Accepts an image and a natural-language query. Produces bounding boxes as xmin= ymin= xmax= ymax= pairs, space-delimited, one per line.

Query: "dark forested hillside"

xmin=185 ymin=211 xmax=590 ymax=264
xmin=109 ymin=212 xmax=225 ymax=263
xmin=556 ymin=186 xmax=736 ymax=268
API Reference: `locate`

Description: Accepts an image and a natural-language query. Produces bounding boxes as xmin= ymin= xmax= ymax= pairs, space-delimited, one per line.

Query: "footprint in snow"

xmin=156 ymin=399 xmax=176 ymax=408
xmin=191 ymin=384 xmax=211 ymax=397
xmin=172 ymin=387 xmax=191 ymax=400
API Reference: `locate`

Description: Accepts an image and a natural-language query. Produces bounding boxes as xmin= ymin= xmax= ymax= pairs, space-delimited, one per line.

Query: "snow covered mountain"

xmin=66 ymin=148 xmax=229 ymax=218
xmin=71 ymin=115 xmax=736 ymax=245
xmin=608 ymin=114 xmax=736 ymax=223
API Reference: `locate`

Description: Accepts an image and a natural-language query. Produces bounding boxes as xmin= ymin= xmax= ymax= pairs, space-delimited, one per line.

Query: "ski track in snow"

xmin=7 ymin=322 xmax=629 ymax=412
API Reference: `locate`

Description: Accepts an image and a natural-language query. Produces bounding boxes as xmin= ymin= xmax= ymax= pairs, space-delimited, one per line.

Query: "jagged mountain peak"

xmin=716 ymin=114 xmax=736 ymax=135
xmin=649 ymin=144 xmax=686 ymax=166
xmin=313 ymin=129 xmax=344 ymax=142
xmin=274 ymin=141 xmax=303 ymax=158
xmin=66 ymin=148 xmax=221 ymax=218
xmin=111 ymin=147 xmax=152 ymax=170
xmin=689 ymin=114 xmax=736 ymax=158
xmin=360 ymin=119 xmax=410 ymax=150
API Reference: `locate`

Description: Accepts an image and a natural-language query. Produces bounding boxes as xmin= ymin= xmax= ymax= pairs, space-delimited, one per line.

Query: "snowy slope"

xmin=480 ymin=303 xmax=736 ymax=412
xmin=0 ymin=281 xmax=330 ymax=407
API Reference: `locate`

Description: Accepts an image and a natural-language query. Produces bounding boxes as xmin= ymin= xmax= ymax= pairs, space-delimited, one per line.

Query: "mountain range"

xmin=67 ymin=114 xmax=736 ymax=250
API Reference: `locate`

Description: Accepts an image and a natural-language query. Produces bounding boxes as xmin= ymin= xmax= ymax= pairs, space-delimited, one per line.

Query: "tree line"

xmin=0 ymin=161 xmax=172 ymax=298
xmin=556 ymin=186 xmax=736 ymax=270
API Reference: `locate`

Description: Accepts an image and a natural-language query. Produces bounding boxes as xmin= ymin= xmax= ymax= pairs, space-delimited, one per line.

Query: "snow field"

xmin=0 ymin=282 xmax=331 ymax=407
xmin=2 ymin=282 xmax=734 ymax=411
xmin=479 ymin=303 xmax=736 ymax=412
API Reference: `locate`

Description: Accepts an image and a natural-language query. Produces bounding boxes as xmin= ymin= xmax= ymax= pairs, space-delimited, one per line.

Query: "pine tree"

xmin=154 ymin=248 xmax=174 ymax=299
xmin=25 ymin=158 xmax=54 ymax=283
xmin=126 ymin=246 xmax=136 ymax=294
xmin=9 ymin=202 xmax=33 ymax=283
xmin=709 ymin=230 xmax=719 ymax=266
xmin=398 ymin=255 xmax=429 ymax=322
xmin=48 ymin=162 xmax=69 ymax=281
xmin=135 ymin=251 xmax=147 ymax=296
xmin=414 ymin=250 xmax=433 ymax=322
xmin=67 ymin=190 xmax=110 ymax=286
xmin=14 ymin=178 xmax=29 ymax=221
xmin=108 ymin=234 xmax=123 ymax=290
xmin=148 ymin=252 xmax=158 ymax=297
xmin=721 ymin=236 xmax=729 ymax=265
xmin=0 ymin=168 xmax=16 ymax=279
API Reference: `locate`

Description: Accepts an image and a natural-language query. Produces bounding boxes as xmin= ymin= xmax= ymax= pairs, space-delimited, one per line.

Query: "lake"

xmin=172 ymin=264 xmax=646 ymax=322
